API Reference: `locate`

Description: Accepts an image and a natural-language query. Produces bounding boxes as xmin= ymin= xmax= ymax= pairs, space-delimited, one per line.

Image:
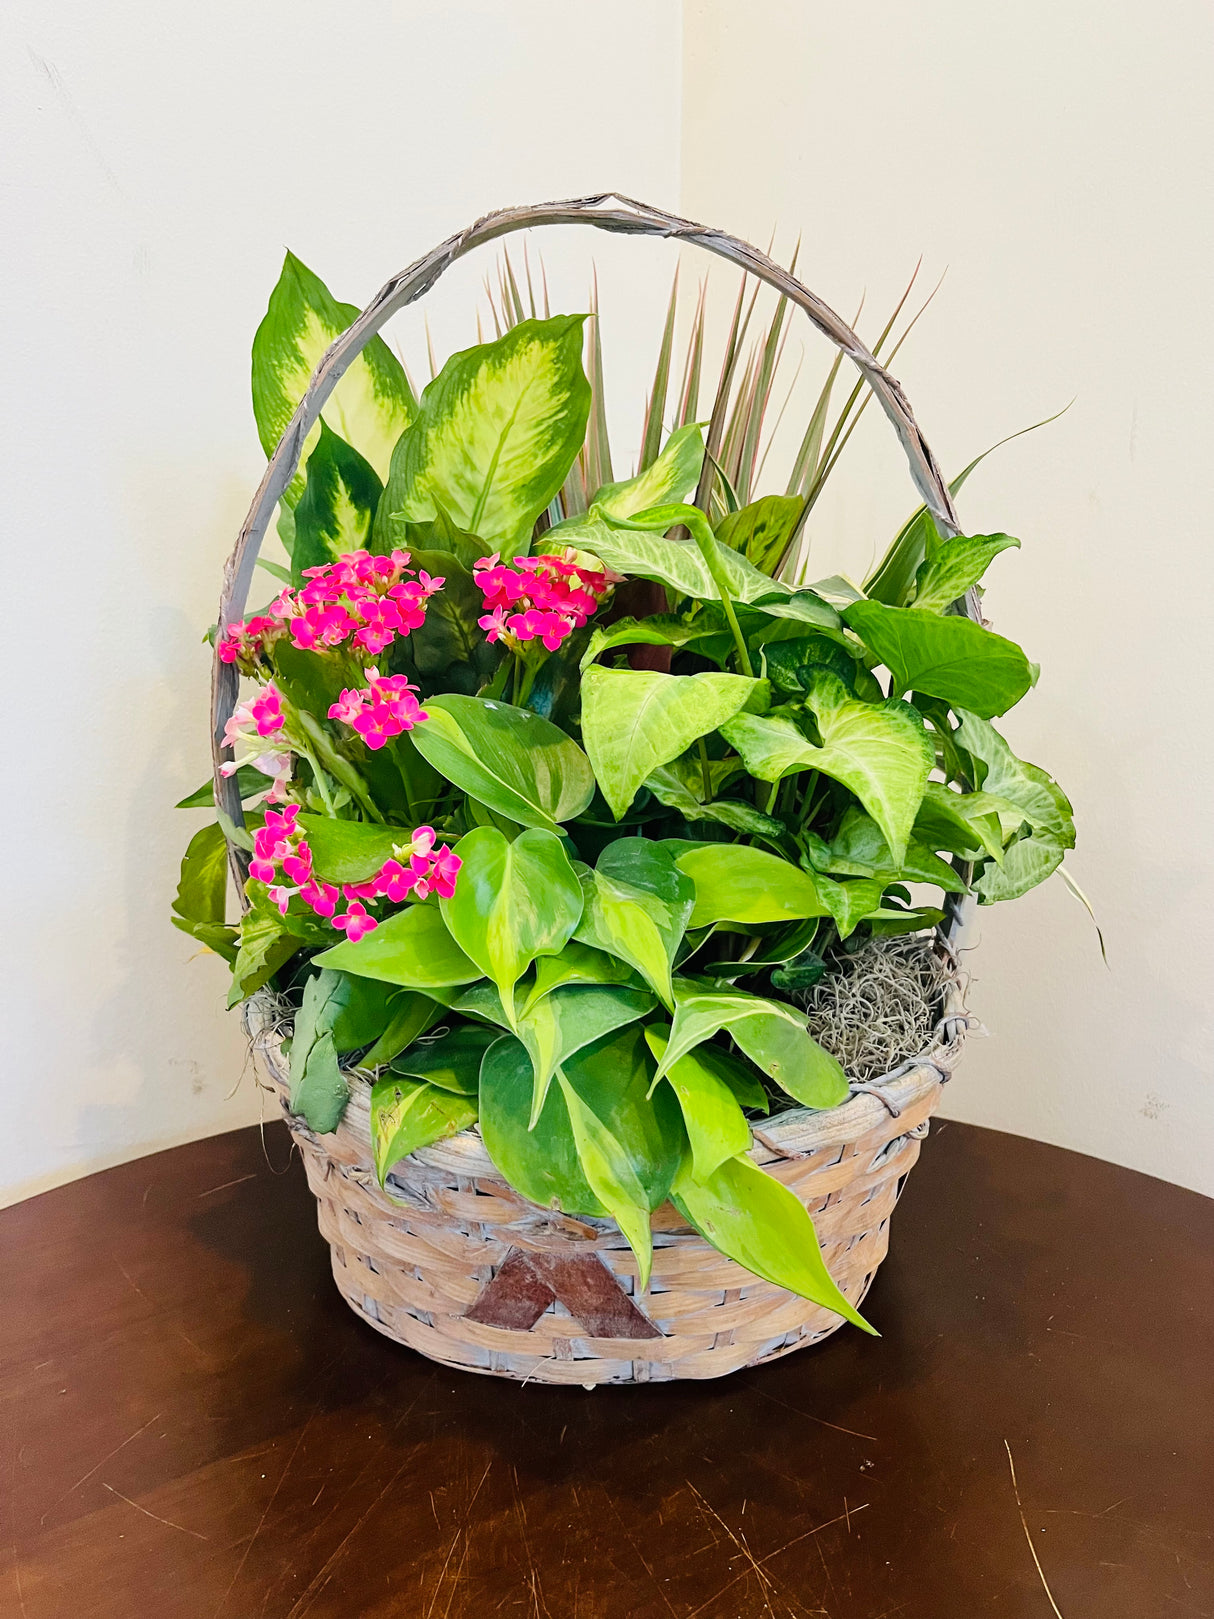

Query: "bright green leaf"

xmin=371 ymin=1076 xmax=478 ymax=1186
xmin=910 ymin=532 xmax=1020 ymax=613
xmin=518 ymin=983 xmax=655 ymax=1126
xmin=315 ymin=903 xmax=481 ymax=989
xmin=674 ymin=843 xmax=833 ymax=928
xmin=296 ymin=815 xmax=418 ymax=884
xmin=172 ymin=822 xmax=228 ymax=926
xmin=644 ymin=1028 xmax=751 ymax=1183
xmin=521 ymin=940 xmax=640 ymax=1015
xmin=952 ymin=712 xmax=1075 ymax=847
xmin=589 ymin=422 xmax=705 ymax=517
xmin=574 ymin=840 xmax=695 ymax=1009
xmin=844 ymin=601 xmax=1034 ymax=720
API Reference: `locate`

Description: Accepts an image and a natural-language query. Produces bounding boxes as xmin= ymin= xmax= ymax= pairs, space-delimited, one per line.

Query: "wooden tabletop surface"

xmin=2 ymin=1116 xmax=1210 ymax=1618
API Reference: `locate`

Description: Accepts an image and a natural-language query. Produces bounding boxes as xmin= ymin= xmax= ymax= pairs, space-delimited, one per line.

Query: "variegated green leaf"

xmin=378 ymin=316 xmax=591 ymax=556
xmin=588 ymin=423 xmax=705 ymax=518
xmin=291 ymin=423 xmax=382 ymax=584
xmin=251 ymin=252 xmax=416 ymax=519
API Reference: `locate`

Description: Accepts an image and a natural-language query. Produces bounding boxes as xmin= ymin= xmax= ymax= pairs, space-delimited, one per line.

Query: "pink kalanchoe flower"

xmin=428 ymin=845 xmax=462 ymax=899
xmin=281 ymin=841 xmax=313 ymax=886
xmin=341 ymin=880 xmax=379 ymax=902
xmin=249 ymin=855 xmax=278 ymax=883
xmin=374 ymin=859 xmax=417 ymax=904
xmin=266 ymin=884 xmax=296 ymax=917
xmin=247 ymin=687 xmax=285 ymax=738
xmin=477 ymin=605 xmax=511 ymax=643
xmin=301 ymin=878 xmax=340 ymax=917
xmin=327 ymin=689 xmax=365 ymax=726
xmin=332 ymin=902 xmax=377 ymax=942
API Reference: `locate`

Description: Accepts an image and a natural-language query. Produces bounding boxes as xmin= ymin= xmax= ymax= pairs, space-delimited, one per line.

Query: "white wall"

xmin=0 ymin=0 xmax=683 ymax=1205
xmin=683 ymin=0 xmax=1214 ymax=1194
xmin=5 ymin=0 xmax=1210 ymax=1206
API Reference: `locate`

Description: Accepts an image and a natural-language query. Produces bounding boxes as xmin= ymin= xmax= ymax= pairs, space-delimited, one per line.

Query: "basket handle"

xmin=212 ymin=194 xmax=966 ymax=853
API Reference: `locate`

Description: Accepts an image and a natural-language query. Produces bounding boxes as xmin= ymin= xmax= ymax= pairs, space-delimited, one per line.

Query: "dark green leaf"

xmin=389 ymin=1023 xmax=501 ymax=1093
xmin=291 ymin=422 xmax=382 ymax=584
xmin=175 ymin=766 xmax=265 ymax=809
xmin=715 ymin=495 xmax=804 ymax=575
xmin=518 ymin=984 xmax=655 ymax=1126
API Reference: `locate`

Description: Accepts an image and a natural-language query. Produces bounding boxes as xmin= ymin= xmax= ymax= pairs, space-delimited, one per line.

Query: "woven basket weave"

xmin=248 ymin=991 xmax=968 ymax=1384
xmin=217 ymin=197 xmax=982 ymax=1384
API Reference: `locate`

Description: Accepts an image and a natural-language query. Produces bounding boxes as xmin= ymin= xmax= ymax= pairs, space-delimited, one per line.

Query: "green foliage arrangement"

xmin=175 ymin=250 xmax=1075 ymax=1330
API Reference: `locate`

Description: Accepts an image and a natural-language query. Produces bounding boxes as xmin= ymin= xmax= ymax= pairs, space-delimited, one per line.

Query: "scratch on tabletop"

xmin=423 ymin=1460 xmax=494 ymax=1619
xmin=40 ymin=1411 xmax=163 ymax=1524
xmin=286 ymin=1449 xmax=426 ymax=1619
xmin=1163 ymin=1599 xmax=1213 ymax=1619
xmin=212 ymin=1408 xmax=317 ymax=1617
xmin=101 ymin=1481 xmax=208 ymax=1541
xmin=115 ymin=1259 xmax=154 ymax=1308
xmin=1004 ymin=1440 xmax=1066 ymax=1619
xmin=751 ymin=1385 xmax=878 ymax=1443
xmin=510 ymin=1466 xmax=553 ymax=1619
xmin=687 ymin=1482 xmax=816 ymax=1619
xmin=602 ymin=1488 xmax=678 ymax=1619
xmin=13 ymin=1557 xmax=28 ymax=1619
xmin=196 ymin=1174 xmax=257 ymax=1199
xmin=683 ymin=1496 xmax=868 ymax=1619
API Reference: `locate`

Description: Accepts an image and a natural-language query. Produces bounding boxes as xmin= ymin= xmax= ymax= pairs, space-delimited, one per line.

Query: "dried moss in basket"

xmin=177 ymin=215 xmax=1077 ymax=1326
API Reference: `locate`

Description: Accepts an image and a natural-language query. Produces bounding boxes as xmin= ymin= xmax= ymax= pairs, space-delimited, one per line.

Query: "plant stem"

xmin=697 ymin=738 xmax=713 ymax=801
xmin=299 ymin=746 xmax=337 ymax=816
xmin=764 ymin=780 xmax=781 ymax=815
xmin=295 ymin=710 xmax=385 ymax=823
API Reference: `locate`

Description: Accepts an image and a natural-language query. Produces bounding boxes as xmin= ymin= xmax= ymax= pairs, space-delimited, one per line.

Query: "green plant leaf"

xmin=439 ymin=826 xmax=584 ymax=1019
xmin=975 ymin=833 xmax=1065 ymax=903
xmin=389 ymin=1023 xmax=500 ymax=1094
xmin=518 ymin=984 xmax=655 ymax=1126
xmin=227 ymin=907 xmax=303 ymax=1008
xmin=671 ymin=1152 xmax=873 ymax=1330
xmin=315 ymin=903 xmax=481 ymax=989
xmin=172 ymin=822 xmax=229 ymax=926
xmin=721 ymin=673 xmax=933 ymax=865
xmin=910 ymin=532 xmax=1020 ymax=613
xmin=410 ymin=695 xmax=595 ymax=833
xmin=657 ymin=984 xmax=849 ymax=1109
xmin=715 ymin=495 xmax=804 ymax=576
xmin=479 ymin=1035 xmax=605 ymax=1214
xmin=952 ymin=712 xmax=1075 ymax=847
xmin=521 ymin=940 xmax=641 ymax=1014
xmin=844 ymin=601 xmax=1034 ymax=720
xmin=644 ymin=1028 xmax=751 ymax=1183
xmin=643 ymin=766 xmax=785 ymax=840
xmin=762 ymin=634 xmax=860 ymax=695
xmin=824 ymin=806 xmax=968 ymax=892
xmin=574 ymin=840 xmax=695 ymax=1009
xmin=578 ymin=615 xmax=720 ymax=673
xmin=581 ymin=667 xmax=763 ymax=820
xmin=913 ymin=782 xmax=1012 ymax=865
xmin=370 ymin=1076 xmax=478 ymax=1186
xmin=251 ymin=252 xmax=415 ymax=519
xmin=396 ymin=543 xmax=502 ymax=693
xmin=378 ymin=316 xmax=590 ymax=556
xmin=555 ymin=1066 xmax=656 ymax=1288
xmin=291 ymin=422 xmax=383 ymax=584
xmin=287 ymin=968 xmax=392 ymax=1131
xmin=673 ymin=843 xmax=833 ymax=928
xmin=589 ymin=422 xmax=705 ymax=517
xmin=175 ymin=766 xmax=266 ymax=809
xmin=362 ymin=992 xmax=443 ymax=1066
xmin=295 ymin=815 xmax=413 ymax=884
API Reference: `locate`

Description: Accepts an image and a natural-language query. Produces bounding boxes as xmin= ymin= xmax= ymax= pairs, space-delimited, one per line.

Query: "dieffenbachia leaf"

xmin=573 ymin=839 xmax=695 ymax=1010
xmin=291 ymin=422 xmax=383 ymax=584
xmin=721 ymin=672 xmax=934 ymax=865
xmin=251 ymin=252 xmax=416 ymax=521
xmin=844 ymin=600 xmax=1034 ymax=720
xmin=410 ymin=695 xmax=595 ymax=833
xmin=910 ymin=531 xmax=1020 ymax=613
xmin=644 ymin=1027 xmax=751 ymax=1183
xmin=580 ymin=666 xmax=764 ymax=819
xmin=588 ymin=422 xmax=705 ymax=517
xmin=439 ymin=826 xmax=584 ymax=1021
xmin=378 ymin=316 xmax=590 ymax=556
xmin=315 ymin=903 xmax=481 ymax=989
xmin=671 ymin=1151 xmax=873 ymax=1330
xmin=656 ymin=983 xmax=849 ymax=1110
xmin=370 ymin=1075 xmax=478 ymax=1186
xmin=715 ymin=495 xmax=804 ymax=576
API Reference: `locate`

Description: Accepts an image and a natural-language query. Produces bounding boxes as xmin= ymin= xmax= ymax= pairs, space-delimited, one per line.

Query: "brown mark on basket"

xmin=465 ymin=1250 xmax=663 ymax=1340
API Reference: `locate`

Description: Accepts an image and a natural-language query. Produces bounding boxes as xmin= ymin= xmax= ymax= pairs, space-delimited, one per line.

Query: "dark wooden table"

xmin=2 ymin=1119 xmax=1210 ymax=1619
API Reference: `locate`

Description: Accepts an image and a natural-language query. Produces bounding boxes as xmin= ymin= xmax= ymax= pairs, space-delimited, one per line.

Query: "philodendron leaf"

xmin=673 ymin=843 xmax=834 ymax=928
xmin=975 ymin=833 xmax=1065 ymax=903
xmin=378 ymin=316 xmax=591 ymax=556
xmin=227 ymin=909 xmax=303 ymax=1008
xmin=479 ymin=1034 xmax=605 ymax=1214
xmin=644 ymin=1027 xmax=751 ymax=1183
xmin=574 ymin=840 xmax=695 ymax=1009
xmin=825 ymin=806 xmax=968 ymax=892
xmin=578 ymin=615 xmax=721 ymax=673
xmin=370 ymin=1076 xmax=478 ymax=1186
xmin=521 ymin=940 xmax=640 ymax=1014
xmin=362 ymin=992 xmax=443 ymax=1067
xmin=315 ymin=903 xmax=481 ymax=989
xmin=844 ymin=601 xmax=1034 ymax=720
xmin=410 ymin=695 xmax=595 ymax=833
xmin=389 ymin=1023 xmax=500 ymax=1094
xmin=296 ymin=815 xmax=415 ymax=884
xmin=715 ymin=495 xmax=804 ymax=576
xmin=518 ymin=983 xmax=655 ymax=1126
xmin=252 ymin=251 xmax=416 ymax=519
xmin=913 ymin=782 xmax=1014 ymax=865
xmin=671 ymin=1152 xmax=873 ymax=1330
xmin=721 ymin=672 xmax=934 ymax=865
xmin=644 ymin=765 xmax=786 ymax=840
xmin=439 ymin=826 xmax=584 ymax=1021
xmin=291 ymin=423 xmax=383 ymax=584
xmin=588 ymin=422 xmax=705 ymax=517
xmin=910 ymin=532 xmax=1020 ymax=613
xmin=581 ymin=667 xmax=764 ymax=819
xmin=656 ymin=984 xmax=849 ymax=1110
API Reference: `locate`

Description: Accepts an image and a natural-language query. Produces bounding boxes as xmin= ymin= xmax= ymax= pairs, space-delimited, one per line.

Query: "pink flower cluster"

xmin=218 ymin=549 xmax=443 ymax=667
xmin=473 ymin=547 xmax=616 ymax=653
xmin=250 ymin=806 xmax=461 ymax=942
xmin=327 ymin=669 xmax=428 ymax=751
xmin=220 ymin=682 xmax=293 ymax=800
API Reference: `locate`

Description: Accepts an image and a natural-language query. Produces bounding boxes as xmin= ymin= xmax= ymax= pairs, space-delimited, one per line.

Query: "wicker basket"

xmin=216 ymin=196 xmax=982 ymax=1385
xmin=248 ymin=990 xmax=969 ymax=1385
